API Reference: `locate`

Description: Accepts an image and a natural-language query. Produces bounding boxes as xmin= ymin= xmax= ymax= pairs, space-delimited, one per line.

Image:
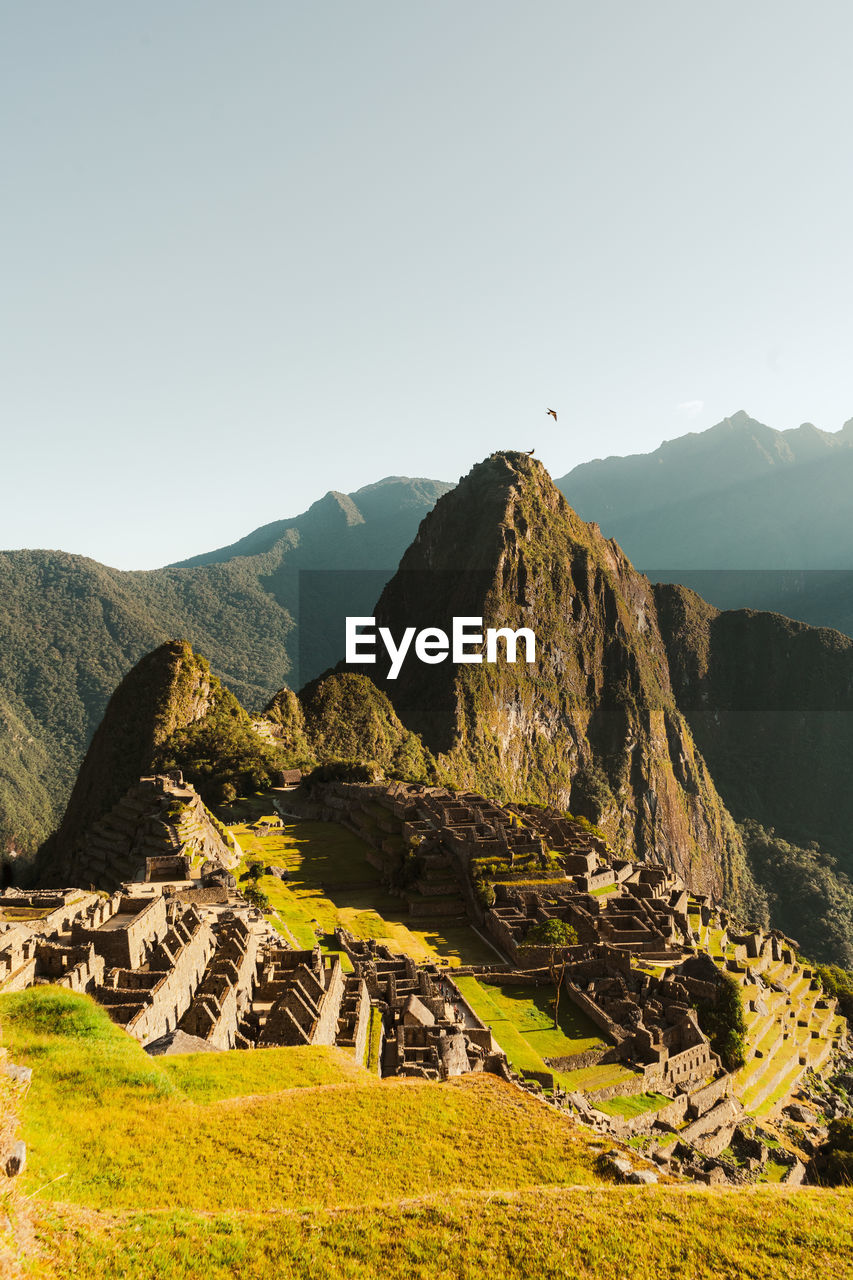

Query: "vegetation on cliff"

xmin=298 ymin=672 xmax=434 ymax=783
xmin=656 ymin=581 xmax=853 ymax=963
xmin=693 ymin=972 xmax=748 ymax=1072
xmin=740 ymin=821 xmax=853 ymax=969
xmin=155 ymin=682 xmax=288 ymax=807
xmin=262 ymin=687 xmax=314 ymax=765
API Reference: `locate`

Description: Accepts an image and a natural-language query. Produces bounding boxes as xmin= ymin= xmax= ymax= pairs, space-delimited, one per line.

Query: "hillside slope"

xmin=5 ymin=988 xmax=852 ymax=1280
xmin=655 ymin=583 xmax=853 ymax=962
xmin=0 ymin=476 xmax=448 ymax=861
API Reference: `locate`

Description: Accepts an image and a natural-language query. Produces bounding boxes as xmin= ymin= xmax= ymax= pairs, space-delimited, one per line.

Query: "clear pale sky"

xmin=3 ymin=2 xmax=852 ymax=569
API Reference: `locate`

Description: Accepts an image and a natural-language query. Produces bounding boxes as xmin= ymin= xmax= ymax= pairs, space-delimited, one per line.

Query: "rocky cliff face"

xmin=371 ymin=452 xmax=751 ymax=904
xmin=655 ymin=582 xmax=853 ymax=871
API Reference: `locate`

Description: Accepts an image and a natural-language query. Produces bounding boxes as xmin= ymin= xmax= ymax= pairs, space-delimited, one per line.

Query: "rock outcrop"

xmin=37 ymin=642 xmax=228 ymax=884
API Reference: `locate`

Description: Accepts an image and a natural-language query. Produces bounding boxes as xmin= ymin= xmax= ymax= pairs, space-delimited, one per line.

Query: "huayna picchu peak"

xmin=369 ymin=451 xmax=753 ymax=911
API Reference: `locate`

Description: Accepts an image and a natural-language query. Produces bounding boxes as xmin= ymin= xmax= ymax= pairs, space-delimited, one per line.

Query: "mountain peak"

xmin=727 ymin=409 xmax=754 ymax=426
xmin=304 ymin=490 xmax=366 ymax=529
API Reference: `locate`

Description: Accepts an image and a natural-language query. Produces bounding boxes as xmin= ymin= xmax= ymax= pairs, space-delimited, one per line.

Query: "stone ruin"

xmin=334 ymin=930 xmax=508 ymax=1081
xmin=50 ymin=773 xmax=239 ymax=890
xmin=298 ymin=780 xmax=844 ymax=1129
xmin=1 ymin=772 xmax=845 ymax=1189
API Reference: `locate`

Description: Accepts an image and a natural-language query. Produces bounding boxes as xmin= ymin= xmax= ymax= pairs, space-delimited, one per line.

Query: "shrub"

xmin=814 ymin=1118 xmax=853 ymax=1186
xmin=304 ymin=759 xmax=382 ymax=786
xmin=814 ymin=963 xmax=853 ymax=1020
xmin=472 ymin=874 xmax=496 ymax=908
xmin=694 ymin=973 xmax=747 ymax=1071
xmin=522 ymin=919 xmax=578 ymax=949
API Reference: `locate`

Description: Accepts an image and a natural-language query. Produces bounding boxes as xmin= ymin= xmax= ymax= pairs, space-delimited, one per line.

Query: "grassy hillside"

xmin=0 ymin=987 xmax=603 ymax=1213
xmin=31 ymin=1186 xmax=853 ymax=1280
xmin=2 ymin=988 xmax=851 ymax=1279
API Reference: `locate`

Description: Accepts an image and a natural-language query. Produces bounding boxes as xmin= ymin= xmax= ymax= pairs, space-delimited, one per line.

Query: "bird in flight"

xmin=546 ymin=408 xmax=557 ymax=422
xmin=526 ymin=448 xmax=536 ymax=455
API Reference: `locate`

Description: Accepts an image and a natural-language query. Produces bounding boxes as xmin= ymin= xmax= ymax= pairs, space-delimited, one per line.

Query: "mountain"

xmin=364 ymin=451 xmax=853 ymax=962
xmin=557 ymin=411 xmax=853 ymax=633
xmin=0 ymin=476 xmax=449 ymax=862
xmin=655 ymin=585 xmax=853 ymax=850
xmin=36 ymin=452 xmax=853 ymax=962
xmin=558 ymin=410 xmax=853 ymax=566
xmin=38 ymin=640 xmax=219 ymax=883
xmin=37 ymin=639 xmax=288 ymax=886
xmin=172 ymin=476 xmax=452 ymax=570
xmin=368 ymin=451 xmax=754 ymax=910
xmin=653 ymin=584 xmax=853 ymax=964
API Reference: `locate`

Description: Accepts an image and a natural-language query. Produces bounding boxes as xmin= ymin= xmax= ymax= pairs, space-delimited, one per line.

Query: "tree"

xmin=243 ymin=884 xmax=270 ymax=911
xmin=522 ymin=918 xmax=579 ymax=1029
xmin=694 ymin=972 xmax=747 ymax=1071
xmin=524 ymin=918 xmax=579 ymax=950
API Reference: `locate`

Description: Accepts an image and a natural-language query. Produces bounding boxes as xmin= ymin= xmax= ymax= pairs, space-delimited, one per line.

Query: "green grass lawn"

xmin=454 ymin=976 xmax=614 ymax=1088
xmin=224 ymin=800 xmax=497 ymax=968
xmin=597 ymin=1091 xmax=671 ymax=1119
xmin=30 ymin=1185 xmax=853 ymax=1280
xmin=159 ymin=1044 xmax=370 ymax=1103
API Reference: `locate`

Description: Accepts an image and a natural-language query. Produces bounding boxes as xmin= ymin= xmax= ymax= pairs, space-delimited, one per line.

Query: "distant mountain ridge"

xmin=557 ymin=410 xmax=853 ymax=570
xmin=171 ymin=476 xmax=452 ymax=568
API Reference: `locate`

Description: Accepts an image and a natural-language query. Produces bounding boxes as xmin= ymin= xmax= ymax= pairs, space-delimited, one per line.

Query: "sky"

xmin=2 ymin=2 xmax=853 ymax=569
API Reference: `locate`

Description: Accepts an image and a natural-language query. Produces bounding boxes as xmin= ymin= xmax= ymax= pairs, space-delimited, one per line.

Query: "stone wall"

xmin=312 ymin=959 xmax=346 ymax=1046
xmin=71 ymin=893 xmax=168 ymax=970
xmin=351 ymin=977 xmax=370 ymax=1064
xmin=122 ymin=913 xmax=214 ymax=1043
xmin=35 ymin=940 xmax=105 ymax=993
xmin=563 ymin=981 xmax=625 ymax=1043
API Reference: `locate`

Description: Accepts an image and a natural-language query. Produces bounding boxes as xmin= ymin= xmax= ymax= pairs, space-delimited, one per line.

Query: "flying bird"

xmin=546 ymin=408 xmax=557 ymax=422
xmin=526 ymin=448 xmax=535 ymax=455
